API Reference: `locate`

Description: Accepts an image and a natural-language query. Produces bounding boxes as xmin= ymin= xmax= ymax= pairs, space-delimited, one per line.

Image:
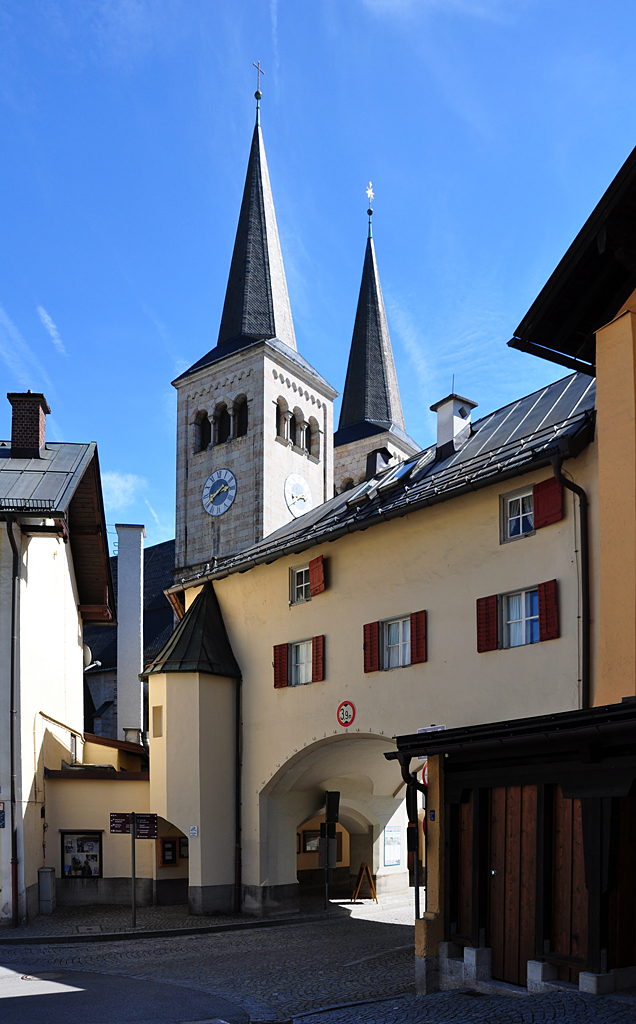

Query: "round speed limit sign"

xmin=336 ymin=700 xmax=356 ymax=728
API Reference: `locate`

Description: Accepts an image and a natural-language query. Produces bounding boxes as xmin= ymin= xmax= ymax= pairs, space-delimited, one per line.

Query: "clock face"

xmin=284 ymin=473 xmax=313 ymax=518
xmin=202 ymin=468 xmax=237 ymax=517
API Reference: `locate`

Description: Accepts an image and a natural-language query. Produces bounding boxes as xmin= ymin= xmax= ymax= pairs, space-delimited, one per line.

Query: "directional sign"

xmin=110 ymin=813 xmax=131 ymax=834
xmin=110 ymin=813 xmax=158 ymax=838
xmin=336 ymin=700 xmax=356 ymax=728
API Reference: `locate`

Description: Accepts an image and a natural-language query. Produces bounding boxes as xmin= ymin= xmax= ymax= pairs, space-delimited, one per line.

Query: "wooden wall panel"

xmin=608 ymin=794 xmax=636 ymax=969
xmin=551 ymin=789 xmax=587 ymax=982
xmin=458 ymin=793 xmax=473 ymax=939
xmin=519 ymin=784 xmax=537 ymax=985
xmin=489 ymin=787 xmax=506 ymax=980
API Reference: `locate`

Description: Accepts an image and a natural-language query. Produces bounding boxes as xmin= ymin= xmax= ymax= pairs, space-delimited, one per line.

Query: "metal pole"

xmin=413 ymin=824 xmax=420 ymax=920
xmin=324 ymin=868 xmax=329 ymax=911
xmin=131 ymin=812 xmax=136 ymax=929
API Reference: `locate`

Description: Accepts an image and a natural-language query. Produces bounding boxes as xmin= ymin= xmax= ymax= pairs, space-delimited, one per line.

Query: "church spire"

xmin=216 ymin=78 xmax=296 ymax=353
xmin=336 ymin=202 xmax=407 ymax=442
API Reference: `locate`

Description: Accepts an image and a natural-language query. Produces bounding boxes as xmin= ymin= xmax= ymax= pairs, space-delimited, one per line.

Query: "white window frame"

xmin=503 ymin=587 xmax=540 ymax=648
xmin=290 ymin=639 xmax=313 ymax=686
xmin=290 ymin=564 xmax=311 ymax=605
xmin=500 ymin=486 xmax=535 ymax=544
xmin=382 ymin=616 xmax=411 ymax=670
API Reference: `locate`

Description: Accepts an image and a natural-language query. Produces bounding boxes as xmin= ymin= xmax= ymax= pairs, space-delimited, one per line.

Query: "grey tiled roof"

xmin=170 ymin=372 xmax=596 ymax=591
xmin=335 ymin=236 xmax=416 ymax=451
xmin=175 ymin=121 xmax=298 ymax=384
xmin=0 ymin=441 xmax=96 ymax=512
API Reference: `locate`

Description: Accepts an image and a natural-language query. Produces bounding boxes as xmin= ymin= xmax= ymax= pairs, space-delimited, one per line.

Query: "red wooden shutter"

xmin=476 ymin=595 xmax=499 ymax=652
xmin=312 ymin=635 xmax=325 ymax=682
xmin=273 ymin=643 xmax=289 ymax=688
xmin=309 ymin=555 xmax=326 ymax=596
xmin=533 ymin=477 xmax=563 ymax=529
xmin=363 ymin=621 xmax=380 ymax=673
xmin=410 ymin=610 xmax=427 ymax=664
xmin=538 ymin=579 xmax=559 ymax=641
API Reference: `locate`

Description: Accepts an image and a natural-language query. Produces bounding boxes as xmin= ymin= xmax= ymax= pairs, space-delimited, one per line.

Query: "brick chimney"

xmin=7 ymin=391 xmax=51 ymax=459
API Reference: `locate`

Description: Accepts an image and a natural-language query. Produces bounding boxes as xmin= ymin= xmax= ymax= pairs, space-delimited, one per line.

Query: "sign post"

xmin=319 ymin=791 xmax=339 ymax=911
xmin=110 ymin=812 xmax=158 ymax=928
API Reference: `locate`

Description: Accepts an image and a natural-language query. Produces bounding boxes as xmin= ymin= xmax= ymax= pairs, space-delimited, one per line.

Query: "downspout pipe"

xmin=234 ymin=674 xmax=242 ymax=914
xmin=6 ymin=517 xmax=20 ymax=927
xmin=551 ymin=456 xmax=590 ymax=710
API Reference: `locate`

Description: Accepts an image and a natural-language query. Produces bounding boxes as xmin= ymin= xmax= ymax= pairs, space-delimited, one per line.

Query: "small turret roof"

xmin=335 ymin=235 xmax=416 ymax=450
xmin=144 ymin=582 xmax=240 ymax=678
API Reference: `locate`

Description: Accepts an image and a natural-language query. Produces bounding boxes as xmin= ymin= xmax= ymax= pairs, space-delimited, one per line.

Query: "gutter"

xmin=5 ymin=517 xmax=20 ymax=927
xmin=167 ymin=418 xmax=595 ymax=596
xmin=551 ymin=456 xmax=591 ymax=709
xmin=234 ymin=674 xmax=242 ymax=913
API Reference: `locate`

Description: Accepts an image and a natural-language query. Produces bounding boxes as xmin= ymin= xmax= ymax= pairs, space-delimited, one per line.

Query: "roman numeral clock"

xmin=202 ymin=468 xmax=237 ymax=517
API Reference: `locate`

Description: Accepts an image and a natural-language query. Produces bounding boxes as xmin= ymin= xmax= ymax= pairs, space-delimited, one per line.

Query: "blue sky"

xmin=0 ymin=0 xmax=634 ymax=551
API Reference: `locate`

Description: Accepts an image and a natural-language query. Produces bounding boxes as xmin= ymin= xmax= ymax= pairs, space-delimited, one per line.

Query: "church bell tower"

xmin=173 ymin=86 xmax=337 ymax=577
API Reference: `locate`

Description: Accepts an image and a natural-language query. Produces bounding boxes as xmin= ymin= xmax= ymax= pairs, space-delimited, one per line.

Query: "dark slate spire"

xmin=335 ymin=231 xmax=409 ymax=446
xmin=216 ymin=113 xmax=296 ymax=353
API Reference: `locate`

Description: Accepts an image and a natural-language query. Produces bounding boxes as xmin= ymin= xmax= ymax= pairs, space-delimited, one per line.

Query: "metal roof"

xmin=0 ymin=442 xmax=96 ymax=513
xmin=169 ymin=372 xmax=596 ymax=592
xmin=145 ymin=582 xmax=240 ymax=678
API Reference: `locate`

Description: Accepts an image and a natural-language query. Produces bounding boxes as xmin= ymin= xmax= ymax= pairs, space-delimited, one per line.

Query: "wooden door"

xmin=608 ymin=793 xmax=636 ymax=970
xmin=488 ymin=785 xmax=537 ymax=986
xmin=550 ymin=789 xmax=587 ymax=981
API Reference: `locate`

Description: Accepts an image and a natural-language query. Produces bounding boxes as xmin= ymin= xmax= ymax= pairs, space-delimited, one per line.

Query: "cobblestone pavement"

xmin=0 ymin=895 xmax=634 ymax=1023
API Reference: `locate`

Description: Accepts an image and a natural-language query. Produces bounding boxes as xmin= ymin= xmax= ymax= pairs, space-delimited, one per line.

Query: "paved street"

xmin=0 ymin=895 xmax=634 ymax=1023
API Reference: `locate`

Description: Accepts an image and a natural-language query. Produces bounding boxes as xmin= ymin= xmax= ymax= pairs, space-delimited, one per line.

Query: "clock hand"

xmin=206 ymin=483 xmax=229 ymax=505
xmin=289 ymin=492 xmax=307 ymax=505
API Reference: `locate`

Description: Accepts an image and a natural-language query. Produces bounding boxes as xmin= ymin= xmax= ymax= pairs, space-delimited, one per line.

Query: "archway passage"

xmin=155 ymin=816 xmax=189 ymax=906
xmin=251 ymin=734 xmax=407 ymax=916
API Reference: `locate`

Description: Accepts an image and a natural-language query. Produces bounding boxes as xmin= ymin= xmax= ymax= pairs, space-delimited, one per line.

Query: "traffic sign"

xmin=336 ymin=700 xmax=356 ymax=727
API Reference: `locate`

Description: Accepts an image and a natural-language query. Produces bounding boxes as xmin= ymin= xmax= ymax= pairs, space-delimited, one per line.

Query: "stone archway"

xmin=243 ymin=734 xmax=407 ymax=916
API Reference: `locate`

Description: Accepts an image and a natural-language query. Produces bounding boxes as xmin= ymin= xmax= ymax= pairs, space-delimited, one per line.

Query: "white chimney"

xmin=116 ymin=524 xmax=146 ymax=744
xmin=429 ymin=393 xmax=478 ymax=458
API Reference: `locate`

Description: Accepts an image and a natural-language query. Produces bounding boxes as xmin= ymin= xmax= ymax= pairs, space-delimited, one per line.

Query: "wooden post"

xmin=131 ymin=811 xmax=137 ymax=929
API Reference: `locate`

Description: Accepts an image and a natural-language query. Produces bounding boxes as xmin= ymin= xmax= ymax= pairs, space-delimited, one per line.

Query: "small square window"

xmin=291 ymin=640 xmax=312 ymax=685
xmin=504 ymin=589 xmax=539 ymax=648
xmin=500 ymin=488 xmax=535 ymax=543
xmin=383 ymin=617 xmax=411 ymax=669
xmin=290 ymin=565 xmax=311 ymax=604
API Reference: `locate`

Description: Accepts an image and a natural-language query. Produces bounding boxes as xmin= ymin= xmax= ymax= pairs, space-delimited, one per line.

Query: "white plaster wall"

xmin=197 ymin=442 xmax=599 ymax=892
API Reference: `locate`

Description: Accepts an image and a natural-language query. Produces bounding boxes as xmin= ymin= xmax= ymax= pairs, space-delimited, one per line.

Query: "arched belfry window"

xmin=289 ymin=414 xmax=297 ymax=447
xmin=235 ymin=397 xmax=248 ymax=437
xmin=309 ymin=417 xmax=320 ymax=459
xmin=196 ymin=412 xmax=211 ymax=452
xmin=216 ymin=405 xmax=231 ymax=445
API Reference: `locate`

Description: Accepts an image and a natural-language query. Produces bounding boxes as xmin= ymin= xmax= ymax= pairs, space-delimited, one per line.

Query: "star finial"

xmin=366 ymin=181 xmax=374 ymax=238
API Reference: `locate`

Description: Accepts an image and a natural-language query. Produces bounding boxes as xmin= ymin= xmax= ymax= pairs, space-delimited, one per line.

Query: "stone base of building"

xmin=25 ymin=881 xmax=39 ymax=922
xmin=242 ymin=882 xmax=300 ymax=917
xmin=375 ymin=870 xmax=409 ymax=896
xmin=154 ymin=878 xmax=188 ymax=906
xmin=56 ymin=876 xmax=153 ymax=906
xmin=188 ymin=884 xmax=234 ymax=915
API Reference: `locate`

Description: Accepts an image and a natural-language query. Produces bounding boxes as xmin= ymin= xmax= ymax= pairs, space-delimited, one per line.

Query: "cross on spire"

xmin=253 ymin=61 xmax=264 ymax=94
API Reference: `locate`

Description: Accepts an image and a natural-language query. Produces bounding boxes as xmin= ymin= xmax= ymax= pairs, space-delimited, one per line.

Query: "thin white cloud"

xmin=37 ymin=305 xmax=67 ymax=356
xmin=144 ymin=498 xmax=161 ymax=527
xmin=270 ymin=0 xmax=280 ymax=75
xmin=0 ymin=302 xmax=53 ymax=391
xmin=101 ymin=471 xmax=146 ymax=511
xmin=361 ymin=0 xmax=515 ymax=21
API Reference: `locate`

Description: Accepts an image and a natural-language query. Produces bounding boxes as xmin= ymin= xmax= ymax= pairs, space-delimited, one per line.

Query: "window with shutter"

xmin=534 ymin=478 xmax=563 ymax=529
xmin=309 ymin=555 xmax=326 ymax=596
xmin=476 ymin=595 xmax=499 ymax=652
xmin=363 ymin=621 xmax=380 ymax=673
xmin=538 ymin=579 xmax=560 ymax=640
xmin=273 ymin=643 xmax=289 ymax=688
xmin=312 ymin=635 xmax=325 ymax=681
xmin=410 ymin=610 xmax=427 ymax=664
